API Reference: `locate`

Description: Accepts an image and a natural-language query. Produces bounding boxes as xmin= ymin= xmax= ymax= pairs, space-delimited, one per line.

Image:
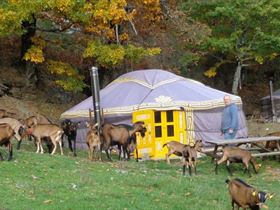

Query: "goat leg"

xmin=215 ymin=161 xmax=219 ymax=174
xmin=7 ymin=143 xmax=13 ymax=161
xmin=68 ymin=137 xmax=73 ymax=152
xmin=105 ymin=149 xmax=112 ymax=161
xmin=182 ymin=164 xmax=186 ymax=175
xmin=0 ymin=151 xmax=3 ymax=161
xmin=59 ymin=140 xmax=63 ymax=155
xmin=118 ymin=145 xmax=122 ymax=160
xmin=188 ymin=165 xmax=192 ymax=176
xmin=135 ymin=146 xmax=139 ymax=162
xmin=73 ymin=139 xmax=77 ymax=157
xmin=16 ymin=140 xmax=22 ymax=150
xmin=194 ymin=161 xmax=197 ymax=175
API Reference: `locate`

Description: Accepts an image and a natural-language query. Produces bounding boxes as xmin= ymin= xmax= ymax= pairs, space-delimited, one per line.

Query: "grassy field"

xmin=0 ymin=141 xmax=279 ymax=210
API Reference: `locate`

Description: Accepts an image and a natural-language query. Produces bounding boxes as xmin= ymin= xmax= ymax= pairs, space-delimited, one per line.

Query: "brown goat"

xmin=0 ymin=109 xmax=7 ymax=118
xmin=25 ymin=115 xmax=52 ymax=128
xmin=24 ymin=115 xmax=53 ymax=152
xmin=86 ymin=123 xmax=101 ymax=161
xmin=182 ymin=140 xmax=203 ymax=176
xmin=264 ymin=131 xmax=280 ymax=151
xmin=26 ymin=124 xmax=64 ymax=155
xmin=0 ymin=109 xmax=15 ymax=118
xmin=101 ymin=121 xmax=146 ymax=161
xmin=216 ymin=147 xmax=261 ymax=177
xmin=0 ymin=117 xmax=25 ymax=150
xmin=162 ymin=140 xmax=203 ymax=164
xmin=0 ymin=123 xmax=14 ymax=161
xmin=226 ymin=178 xmax=274 ymax=210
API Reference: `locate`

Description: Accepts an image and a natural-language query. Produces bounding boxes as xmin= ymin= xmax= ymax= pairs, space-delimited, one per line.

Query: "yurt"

xmin=61 ymin=69 xmax=248 ymax=159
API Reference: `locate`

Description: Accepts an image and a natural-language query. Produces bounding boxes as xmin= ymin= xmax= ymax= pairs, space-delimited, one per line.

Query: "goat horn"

xmin=252 ymin=191 xmax=257 ymax=196
xmin=268 ymin=193 xmax=275 ymax=199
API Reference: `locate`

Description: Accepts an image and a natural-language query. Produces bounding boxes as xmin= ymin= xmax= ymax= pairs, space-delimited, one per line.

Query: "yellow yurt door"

xmin=133 ymin=109 xmax=192 ymax=160
xmin=155 ymin=110 xmax=186 ymax=159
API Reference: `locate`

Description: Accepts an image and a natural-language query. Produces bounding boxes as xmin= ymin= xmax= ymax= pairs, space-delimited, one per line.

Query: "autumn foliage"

xmin=0 ymin=0 xmax=162 ymax=91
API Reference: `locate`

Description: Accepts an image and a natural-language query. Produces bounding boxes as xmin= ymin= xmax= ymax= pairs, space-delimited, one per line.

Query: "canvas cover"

xmin=61 ymin=69 xmax=248 ymax=148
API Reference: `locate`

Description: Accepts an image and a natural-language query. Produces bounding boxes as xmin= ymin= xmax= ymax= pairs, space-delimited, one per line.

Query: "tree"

xmin=182 ymin=0 xmax=280 ymax=94
xmin=0 ymin=0 xmax=161 ymax=91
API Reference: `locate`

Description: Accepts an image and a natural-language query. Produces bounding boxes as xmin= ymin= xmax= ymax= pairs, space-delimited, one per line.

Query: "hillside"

xmin=0 ymin=64 xmax=81 ymax=122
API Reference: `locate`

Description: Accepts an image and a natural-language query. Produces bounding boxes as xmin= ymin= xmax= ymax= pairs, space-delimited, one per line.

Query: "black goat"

xmin=61 ymin=119 xmax=79 ymax=156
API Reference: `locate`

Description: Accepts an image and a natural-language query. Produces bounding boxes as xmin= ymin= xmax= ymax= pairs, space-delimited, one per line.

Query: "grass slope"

xmin=0 ymin=143 xmax=279 ymax=210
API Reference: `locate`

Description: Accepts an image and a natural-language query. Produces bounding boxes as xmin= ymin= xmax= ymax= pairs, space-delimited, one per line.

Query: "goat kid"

xmin=226 ymin=178 xmax=274 ymax=210
xmin=182 ymin=140 xmax=203 ymax=176
xmin=216 ymin=147 xmax=261 ymax=177
xmin=0 ymin=123 xmax=14 ymax=161
xmin=86 ymin=122 xmax=101 ymax=161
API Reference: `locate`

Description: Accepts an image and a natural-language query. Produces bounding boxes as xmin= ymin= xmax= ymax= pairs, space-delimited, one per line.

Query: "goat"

xmin=0 ymin=109 xmax=15 ymax=118
xmin=101 ymin=121 xmax=146 ymax=161
xmin=0 ymin=123 xmax=14 ymax=161
xmin=24 ymin=115 xmax=53 ymax=153
xmin=0 ymin=109 xmax=7 ymax=118
xmin=215 ymin=147 xmax=261 ymax=177
xmin=25 ymin=124 xmax=64 ymax=155
xmin=226 ymin=178 xmax=274 ymax=210
xmin=0 ymin=117 xmax=25 ymax=150
xmin=86 ymin=123 xmax=101 ymax=161
xmin=25 ymin=115 xmax=52 ymax=128
xmin=61 ymin=119 xmax=79 ymax=156
xmin=264 ymin=131 xmax=280 ymax=151
xmin=163 ymin=140 xmax=202 ymax=163
xmin=182 ymin=140 xmax=203 ymax=176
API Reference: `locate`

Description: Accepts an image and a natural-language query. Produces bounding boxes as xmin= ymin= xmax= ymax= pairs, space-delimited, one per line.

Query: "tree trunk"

xmin=20 ymin=14 xmax=38 ymax=87
xmin=232 ymin=61 xmax=242 ymax=95
xmin=21 ymin=14 xmax=36 ymax=62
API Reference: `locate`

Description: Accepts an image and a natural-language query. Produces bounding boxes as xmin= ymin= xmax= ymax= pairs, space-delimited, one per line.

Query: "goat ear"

xmin=85 ymin=122 xmax=90 ymax=128
xmin=252 ymin=191 xmax=257 ymax=197
xmin=268 ymin=193 xmax=275 ymax=199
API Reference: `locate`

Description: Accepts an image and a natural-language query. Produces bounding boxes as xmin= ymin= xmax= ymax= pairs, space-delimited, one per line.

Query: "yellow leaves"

xmin=23 ymin=37 xmax=46 ymax=64
xmin=204 ymin=61 xmax=224 ymax=78
xmin=269 ymin=52 xmax=278 ymax=60
xmin=54 ymin=0 xmax=73 ymax=12
xmin=204 ymin=67 xmax=217 ymax=78
xmin=23 ymin=46 xmax=44 ymax=63
xmin=120 ymin=33 xmax=129 ymax=42
xmin=147 ymin=47 xmax=161 ymax=56
xmin=83 ymin=40 xmax=160 ymax=67
xmin=255 ymin=55 xmax=264 ymax=64
xmin=47 ymin=60 xmax=80 ymax=78
xmin=47 ymin=60 xmax=85 ymax=92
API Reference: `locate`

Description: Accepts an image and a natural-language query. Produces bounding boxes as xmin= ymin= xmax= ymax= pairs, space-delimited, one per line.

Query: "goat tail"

xmin=225 ymin=179 xmax=230 ymax=184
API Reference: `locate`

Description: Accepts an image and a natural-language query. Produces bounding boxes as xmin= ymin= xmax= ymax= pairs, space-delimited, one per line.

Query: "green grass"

xmin=0 ymin=141 xmax=279 ymax=210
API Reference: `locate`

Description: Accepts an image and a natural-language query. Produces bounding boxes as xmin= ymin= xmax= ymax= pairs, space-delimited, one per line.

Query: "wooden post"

xmin=269 ymin=80 xmax=277 ymax=122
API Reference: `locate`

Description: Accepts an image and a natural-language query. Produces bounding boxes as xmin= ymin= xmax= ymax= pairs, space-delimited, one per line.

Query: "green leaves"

xmin=182 ymin=0 xmax=280 ymax=76
xmin=83 ymin=40 xmax=160 ymax=67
